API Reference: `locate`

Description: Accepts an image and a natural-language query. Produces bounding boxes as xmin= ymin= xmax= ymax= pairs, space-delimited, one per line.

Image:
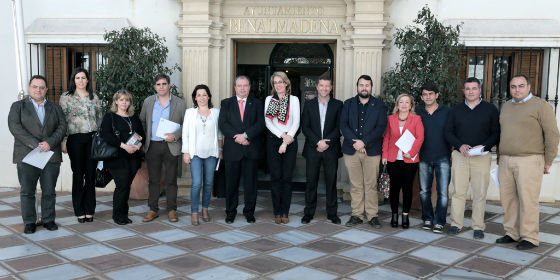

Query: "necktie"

xmin=238 ymin=99 xmax=244 ymax=121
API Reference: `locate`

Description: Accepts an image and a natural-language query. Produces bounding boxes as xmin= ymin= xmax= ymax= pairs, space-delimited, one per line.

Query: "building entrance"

xmin=235 ymin=41 xmax=335 ymax=191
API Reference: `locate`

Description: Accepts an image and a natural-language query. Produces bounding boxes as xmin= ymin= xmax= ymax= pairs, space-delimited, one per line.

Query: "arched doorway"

xmin=236 ymin=41 xmax=336 ymax=191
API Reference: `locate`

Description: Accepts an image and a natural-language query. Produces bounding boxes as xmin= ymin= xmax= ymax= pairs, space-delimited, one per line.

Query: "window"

xmin=29 ymin=44 xmax=106 ymax=103
xmin=458 ymin=48 xmax=544 ymax=108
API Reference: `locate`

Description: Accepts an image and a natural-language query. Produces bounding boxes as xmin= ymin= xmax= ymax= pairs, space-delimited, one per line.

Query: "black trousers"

xmin=108 ymin=158 xmax=139 ymax=222
xmin=304 ymin=152 xmax=338 ymax=218
xmin=146 ymin=141 xmax=178 ymax=212
xmin=387 ymin=160 xmax=418 ymax=214
xmin=267 ymin=135 xmax=297 ymax=216
xmin=67 ymin=132 xmax=97 ymax=217
xmin=224 ymin=158 xmax=257 ymax=218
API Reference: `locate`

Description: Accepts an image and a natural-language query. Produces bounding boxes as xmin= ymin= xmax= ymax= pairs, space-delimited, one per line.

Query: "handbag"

xmin=94 ymin=165 xmax=113 ymax=188
xmin=91 ymin=113 xmax=119 ymax=161
xmin=378 ymin=164 xmax=390 ymax=198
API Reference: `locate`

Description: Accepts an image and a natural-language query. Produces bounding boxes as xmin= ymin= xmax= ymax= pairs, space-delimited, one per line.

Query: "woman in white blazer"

xmin=182 ymin=84 xmax=223 ymax=226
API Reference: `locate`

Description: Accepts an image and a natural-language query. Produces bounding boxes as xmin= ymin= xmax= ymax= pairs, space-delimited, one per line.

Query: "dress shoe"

xmin=274 ymin=215 xmax=282 ymax=224
xmin=85 ymin=216 xmax=94 ymax=223
xmin=516 ymin=240 xmax=538 ymax=250
xmin=328 ymin=216 xmax=341 ymax=224
xmin=168 ymin=210 xmax=178 ymax=222
xmin=496 ymin=235 xmax=517 ymax=244
xmin=77 ymin=217 xmax=86 ymax=223
xmin=281 ymin=215 xmax=289 ymax=224
xmin=126 ymin=218 xmax=133 ymax=224
xmin=473 ymin=230 xmax=485 ymax=239
xmin=390 ymin=213 xmax=399 ymax=228
xmin=225 ymin=215 xmax=235 ymax=224
xmin=142 ymin=210 xmax=159 ymax=222
xmin=401 ymin=214 xmax=409 ymax=229
xmin=345 ymin=216 xmax=363 ymax=227
xmin=24 ymin=223 xmax=36 ymax=234
xmin=43 ymin=221 xmax=58 ymax=231
xmin=301 ymin=215 xmax=312 ymax=224
xmin=246 ymin=215 xmax=256 ymax=223
xmin=114 ymin=219 xmax=127 ymax=225
xmin=369 ymin=217 xmax=382 ymax=229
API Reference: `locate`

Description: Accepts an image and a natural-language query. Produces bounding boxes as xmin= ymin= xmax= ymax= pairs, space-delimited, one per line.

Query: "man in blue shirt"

xmin=140 ymin=74 xmax=186 ymax=223
xmin=416 ymin=82 xmax=451 ymax=234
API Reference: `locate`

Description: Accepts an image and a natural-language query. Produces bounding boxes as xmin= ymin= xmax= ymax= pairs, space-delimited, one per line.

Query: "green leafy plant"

xmin=381 ymin=6 xmax=464 ymax=112
xmin=95 ymin=27 xmax=181 ymax=113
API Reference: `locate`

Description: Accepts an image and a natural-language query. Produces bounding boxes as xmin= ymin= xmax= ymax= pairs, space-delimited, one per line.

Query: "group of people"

xmin=8 ymin=69 xmax=559 ymax=251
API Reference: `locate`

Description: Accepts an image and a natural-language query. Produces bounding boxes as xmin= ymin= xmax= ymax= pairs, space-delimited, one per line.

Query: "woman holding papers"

xmin=101 ymin=90 xmax=145 ymax=225
xmin=182 ymin=85 xmax=223 ymax=226
xmin=382 ymin=93 xmax=424 ymax=229
xmin=60 ymin=68 xmax=102 ymax=223
xmin=265 ymin=72 xmax=300 ymax=224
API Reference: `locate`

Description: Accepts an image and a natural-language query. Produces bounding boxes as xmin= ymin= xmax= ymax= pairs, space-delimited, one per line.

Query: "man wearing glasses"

xmin=8 ymin=75 xmax=67 ymax=234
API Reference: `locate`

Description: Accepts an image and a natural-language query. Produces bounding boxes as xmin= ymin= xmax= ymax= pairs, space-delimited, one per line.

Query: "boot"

xmin=391 ymin=213 xmax=399 ymax=228
xmin=402 ymin=214 xmax=409 ymax=229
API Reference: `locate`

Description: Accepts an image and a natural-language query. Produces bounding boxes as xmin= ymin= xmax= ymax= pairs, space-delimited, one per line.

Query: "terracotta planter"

xmin=130 ymin=161 xmax=149 ymax=200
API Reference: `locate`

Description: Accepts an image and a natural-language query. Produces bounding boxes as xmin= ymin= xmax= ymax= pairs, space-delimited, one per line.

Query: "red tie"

xmin=238 ymin=99 xmax=244 ymax=121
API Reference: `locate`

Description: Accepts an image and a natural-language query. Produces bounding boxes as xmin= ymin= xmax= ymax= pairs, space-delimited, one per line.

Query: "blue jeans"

xmin=190 ymin=156 xmax=217 ymax=213
xmin=418 ymin=157 xmax=450 ymax=226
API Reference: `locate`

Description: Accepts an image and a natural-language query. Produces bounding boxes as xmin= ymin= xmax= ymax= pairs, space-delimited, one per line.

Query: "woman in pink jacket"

xmin=382 ymin=93 xmax=424 ymax=229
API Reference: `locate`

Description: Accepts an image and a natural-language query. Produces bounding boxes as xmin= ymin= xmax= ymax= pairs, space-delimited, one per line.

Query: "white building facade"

xmin=2 ymin=0 xmax=560 ymax=201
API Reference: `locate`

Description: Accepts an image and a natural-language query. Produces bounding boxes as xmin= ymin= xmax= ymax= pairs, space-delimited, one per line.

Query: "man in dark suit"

xmin=218 ymin=75 xmax=265 ymax=223
xmin=301 ymin=75 xmax=343 ymax=224
xmin=340 ymin=74 xmax=387 ymax=228
xmin=8 ymin=75 xmax=67 ymax=234
xmin=140 ymin=74 xmax=186 ymax=223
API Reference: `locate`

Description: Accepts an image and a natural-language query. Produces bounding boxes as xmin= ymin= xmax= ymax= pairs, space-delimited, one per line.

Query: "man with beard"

xmin=340 ymin=75 xmax=387 ymax=228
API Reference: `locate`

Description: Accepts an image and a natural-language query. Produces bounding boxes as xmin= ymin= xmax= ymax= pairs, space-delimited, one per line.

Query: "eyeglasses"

xmin=30 ymin=85 xmax=47 ymax=90
xmin=273 ymin=81 xmax=286 ymax=85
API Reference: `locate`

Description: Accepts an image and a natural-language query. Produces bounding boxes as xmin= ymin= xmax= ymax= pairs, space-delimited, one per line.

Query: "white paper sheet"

xmin=22 ymin=147 xmax=54 ymax=169
xmin=395 ymin=129 xmax=416 ymax=153
xmin=215 ymin=159 xmax=220 ymax=171
xmin=468 ymin=146 xmax=489 ymax=156
xmin=490 ymin=167 xmax=500 ymax=191
xmin=155 ymin=118 xmax=180 ymax=139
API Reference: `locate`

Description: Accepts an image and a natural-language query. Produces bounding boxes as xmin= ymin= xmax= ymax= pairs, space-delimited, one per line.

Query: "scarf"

xmin=265 ymin=93 xmax=290 ymax=125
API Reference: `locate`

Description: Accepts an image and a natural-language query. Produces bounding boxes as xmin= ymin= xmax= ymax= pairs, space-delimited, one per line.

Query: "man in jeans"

xmin=416 ymin=82 xmax=451 ymax=234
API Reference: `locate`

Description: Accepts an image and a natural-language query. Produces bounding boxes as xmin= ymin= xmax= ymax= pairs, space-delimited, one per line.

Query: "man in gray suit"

xmin=8 ymin=75 xmax=67 ymax=234
xmin=140 ymin=74 xmax=186 ymax=223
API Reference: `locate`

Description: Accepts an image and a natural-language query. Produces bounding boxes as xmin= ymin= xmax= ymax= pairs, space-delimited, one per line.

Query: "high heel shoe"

xmin=85 ymin=215 xmax=94 ymax=223
xmin=402 ymin=214 xmax=409 ymax=229
xmin=281 ymin=214 xmax=290 ymax=224
xmin=191 ymin=213 xmax=199 ymax=226
xmin=202 ymin=209 xmax=211 ymax=222
xmin=77 ymin=216 xmax=86 ymax=223
xmin=391 ymin=213 xmax=398 ymax=228
xmin=274 ymin=215 xmax=282 ymax=224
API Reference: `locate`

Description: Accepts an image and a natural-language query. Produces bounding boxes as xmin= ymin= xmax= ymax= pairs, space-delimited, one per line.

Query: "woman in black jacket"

xmin=101 ymin=90 xmax=145 ymax=225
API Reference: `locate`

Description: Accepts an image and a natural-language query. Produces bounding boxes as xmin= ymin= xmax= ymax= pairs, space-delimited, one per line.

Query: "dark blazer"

xmin=301 ymin=97 xmax=342 ymax=159
xmin=8 ymin=98 xmax=67 ymax=163
xmin=382 ymin=114 xmax=424 ymax=163
xmin=340 ymin=95 xmax=387 ymax=156
xmin=139 ymin=94 xmax=186 ymax=156
xmin=218 ymin=96 xmax=264 ymax=161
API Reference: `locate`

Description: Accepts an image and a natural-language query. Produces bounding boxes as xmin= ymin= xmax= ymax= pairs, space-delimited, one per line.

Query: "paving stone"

xmin=384 ymin=256 xmax=444 ymax=278
xmin=157 ymin=254 xmax=218 ymax=274
xmin=106 ymin=236 xmax=158 ymax=251
xmin=458 ymin=256 xmax=519 ymax=277
xmin=435 ymin=237 xmax=487 ymax=252
xmin=309 ymin=255 xmax=368 ymax=275
xmin=238 ymin=238 xmax=289 ymax=253
xmin=80 ymin=253 xmax=141 ymax=272
xmin=534 ymin=257 xmax=560 ymax=274
xmin=234 ymin=255 xmax=293 ymax=274
xmin=303 ymin=238 xmax=355 ymax=254
xmin=369 ymin=236 xmax=421 ymax=253
xmin=172 ymin=236 xmax=226 ymax=252
xmin=4 ymin=253 xmax=64 ymax=271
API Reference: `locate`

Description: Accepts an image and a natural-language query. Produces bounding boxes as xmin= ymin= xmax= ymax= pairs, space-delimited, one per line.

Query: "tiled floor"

xmin=0 ymin=186 xmax=559 ymax=280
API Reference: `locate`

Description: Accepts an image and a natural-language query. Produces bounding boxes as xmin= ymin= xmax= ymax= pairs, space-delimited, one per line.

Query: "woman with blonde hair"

xmin=382 ymin=93 xmax=424 ymax=229
xmin=265 ymin=71 xmax=300 ymax=224
xmin=100 ymin=90 xmax=145 ymax=225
